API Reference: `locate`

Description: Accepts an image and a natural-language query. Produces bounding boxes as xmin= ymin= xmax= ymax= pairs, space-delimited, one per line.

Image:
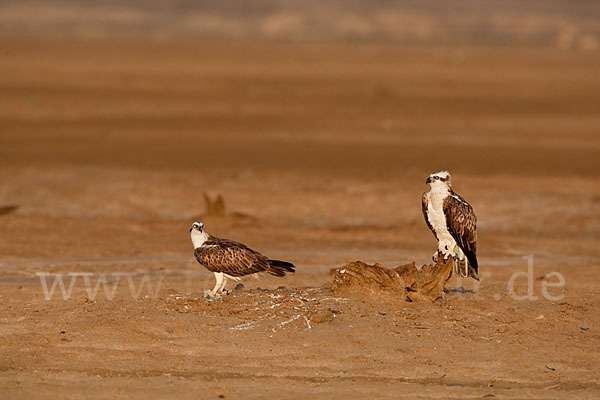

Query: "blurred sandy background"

xmin=2 ymin=0 xmax=600 ymax=48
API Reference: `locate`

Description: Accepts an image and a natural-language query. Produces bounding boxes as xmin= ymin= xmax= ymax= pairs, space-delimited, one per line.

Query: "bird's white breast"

xmin=191 ymin=230 xmax=209 ymax=248
xmin=427 ymin=184 xmax=451 ymax=237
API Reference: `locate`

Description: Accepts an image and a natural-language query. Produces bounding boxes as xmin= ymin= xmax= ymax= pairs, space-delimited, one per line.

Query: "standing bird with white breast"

xmin=422 ymin=171 xmax=479 ymax=280
xmin=190 ymin=222 xmax=295 ymax=297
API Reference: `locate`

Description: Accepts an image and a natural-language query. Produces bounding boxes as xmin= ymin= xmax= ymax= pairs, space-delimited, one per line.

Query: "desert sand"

xmin=0 ymin=37 xmax=599 ymax=398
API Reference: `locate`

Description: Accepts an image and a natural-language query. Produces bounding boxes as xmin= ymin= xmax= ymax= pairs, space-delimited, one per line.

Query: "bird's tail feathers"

xmin=267 ymin=259 xmax=295 ymax=277
xmin=466 ymin=253 xmax=479 ymax=281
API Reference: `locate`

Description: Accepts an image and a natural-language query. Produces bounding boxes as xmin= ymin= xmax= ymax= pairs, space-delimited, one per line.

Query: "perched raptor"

xmin=422 ymin=171 xmax=479 ymax=280
xmin=190 ymin=222 xmax=295 ymax=297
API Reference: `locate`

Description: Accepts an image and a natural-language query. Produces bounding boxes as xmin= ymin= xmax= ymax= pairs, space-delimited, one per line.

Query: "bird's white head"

xmin=426 ymin=171 xmax=452 ymax=188
xmin=190 ymin=221 xmax=208 ymax=248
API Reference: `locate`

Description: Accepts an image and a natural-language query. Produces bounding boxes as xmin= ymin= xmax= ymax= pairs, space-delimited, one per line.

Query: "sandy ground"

xmin=1 ymin=37 xmax=600 ymax=398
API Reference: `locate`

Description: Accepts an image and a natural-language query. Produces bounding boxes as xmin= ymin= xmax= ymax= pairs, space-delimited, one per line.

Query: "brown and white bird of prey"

xmin=190 ymin=222 xmax=295 ymax=297
xmin=422 ymin=171 xmax=479 ymax=280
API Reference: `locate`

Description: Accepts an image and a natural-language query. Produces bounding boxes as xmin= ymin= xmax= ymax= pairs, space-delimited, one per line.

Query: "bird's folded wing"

xmin=194 ymin=239 xmax=269 ymax=277
xmin=443 ymin=195 xmax=477 ymax=255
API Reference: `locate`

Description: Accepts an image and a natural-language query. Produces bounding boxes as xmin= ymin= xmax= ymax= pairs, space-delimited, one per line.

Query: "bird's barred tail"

xmin=267 ymin=259 xmax=296 ymax=277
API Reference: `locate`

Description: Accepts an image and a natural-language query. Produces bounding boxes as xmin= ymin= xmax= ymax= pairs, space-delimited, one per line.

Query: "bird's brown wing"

xmin=422 ymin=192 xmax=438 ymax=241
xmin=194 ymin=237 xmax=270 ymax=277
xmin=443 ymin=193 xmax=478 ymax=276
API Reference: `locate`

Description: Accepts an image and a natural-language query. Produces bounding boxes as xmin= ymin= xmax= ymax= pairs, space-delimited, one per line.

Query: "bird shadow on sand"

xmin=444 ymin=287 xmax=475 ymax=294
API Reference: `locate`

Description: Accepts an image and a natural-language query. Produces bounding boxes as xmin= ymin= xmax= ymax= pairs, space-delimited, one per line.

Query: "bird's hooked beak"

xmin=426 ymin=177 xmax=432 ymax=184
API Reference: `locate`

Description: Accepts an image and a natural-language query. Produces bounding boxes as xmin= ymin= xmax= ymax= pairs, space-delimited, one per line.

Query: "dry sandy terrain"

xmin=1 ymin=37 xmax=599 ymax=398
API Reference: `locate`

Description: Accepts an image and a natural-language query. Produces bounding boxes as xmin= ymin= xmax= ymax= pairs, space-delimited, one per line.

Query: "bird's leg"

xmin=205 ymin=272 xmax=224 ymax=297
xmin=453 ymin=247 xmax=468 ymax=277
xmin=452 ymin=254 xmax=461 ymax=277
xmin=217 ymin=276 xmax=230 ymax=295
xmin=452 ymin=252 xmax=459 ymax=264
xmin=462 ymin=258 xmax=469 ymax=278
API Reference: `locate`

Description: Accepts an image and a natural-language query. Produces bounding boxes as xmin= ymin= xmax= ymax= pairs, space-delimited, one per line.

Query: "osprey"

xmin=190 ymin=222 xmax=295 ymax=297
xmin=422 ymin=171 xmax=479 ymax=280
